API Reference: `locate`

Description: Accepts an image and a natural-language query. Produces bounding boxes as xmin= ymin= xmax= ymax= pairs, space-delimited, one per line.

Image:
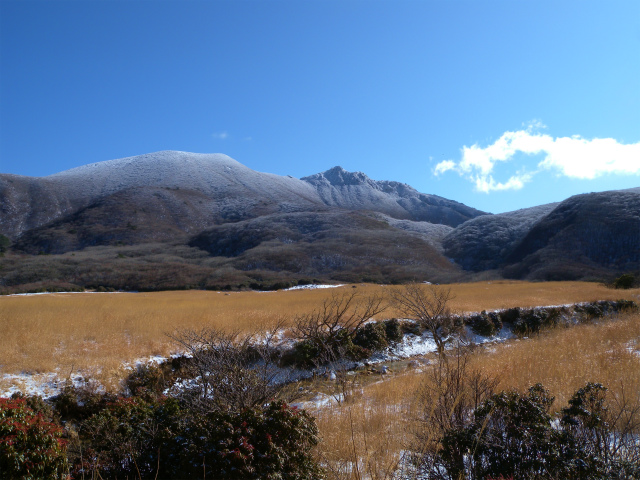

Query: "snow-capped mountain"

xmin=0 ymin=151 xmax=638 ymax=292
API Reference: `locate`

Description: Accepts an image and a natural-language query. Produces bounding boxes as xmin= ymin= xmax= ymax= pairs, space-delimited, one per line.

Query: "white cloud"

xmin=435 ymin=123 xmax=640 ymax=192
xmin=434 ymin=159 xmax=456 ymax=175
xmin=539 ymin=136 xmax=640 ymax=179
xmin=472 ymin=172 xmax=533 ymax=194
xmin=212 ymin=131 xmax=229 ymax=140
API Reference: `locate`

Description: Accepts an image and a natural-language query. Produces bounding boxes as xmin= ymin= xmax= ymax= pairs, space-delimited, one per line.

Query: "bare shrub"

xmin=167 ymin=324 xmax=295 ymax=413
xmin=290 ymin=291 xmax=387 ymax=366
xmin=390 ymin=283 xmax=460 ymax=356
xmin=409 ymin=345 xmax=499 ymax=478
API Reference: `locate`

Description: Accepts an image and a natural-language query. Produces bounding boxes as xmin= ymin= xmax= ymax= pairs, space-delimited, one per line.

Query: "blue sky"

xmin=1 ymin=0 xmax=639 ymax=214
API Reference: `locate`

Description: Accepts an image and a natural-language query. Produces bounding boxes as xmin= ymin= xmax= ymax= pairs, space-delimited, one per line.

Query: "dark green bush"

xmin=75 ymin=397 xmax=323 ymax=480
xmin=499 ymin=307 xmax=521 ymax=325
xmin=353 ymin=322 xmax=389 ymax=352
xmin=419 ymin=382 xmax=640 ymax=480
xmin=468 ymin=310 xmax=503 ymax=336
xmin=50 ymin=381 xmax=116 ymax=423
xmin=0 ymin=397 xmax=68 ymax=479
xmin=573 ymin=300 xmax=636 ymax=320
xmin=399 ymin=320 xmax=422 ymax=335
xmin=169 ymin=401 xmax=323 ymax=480
xmin=446 ymin=384 xmax=570 ymax=479
xmin=512 ymin=307 xmax=562 ymax=336
xmin=124 ymin=363 xmax=170 ymax=398
xmin=269 ymin=281 xmax=293 ymax=291
xmin=10 ymin=392 xmax=57 ymax=423
xmin=615 ymin=299 xmax=638 ymax=312
xmin=338 ymin=330 xmax=371 ymax=361
xmin=289 ymin=332 xmax=371 ymax=367
xmin=613 ymin=273 xmax=636 ymax=289
xmin=287 ymin=340 xmax=323 ymax=368
xmin=575 ymin=302 xmax=605 ymax=319
xmin=384 ymin=318 xmax=404 ymax=343
xmin=74 ymin=395 xmax=181 ymax=479
xmin=123 ymin=355 xmax=196 ymax=399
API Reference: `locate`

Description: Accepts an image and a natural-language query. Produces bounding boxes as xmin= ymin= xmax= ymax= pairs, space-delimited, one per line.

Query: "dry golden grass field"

xmin=1 ymin=281 xmax=638 ymax=382
xmin=1 ymin=281 xmax=640 ymax=479
xmin=312 ymin=309 xmax=640 ymax=479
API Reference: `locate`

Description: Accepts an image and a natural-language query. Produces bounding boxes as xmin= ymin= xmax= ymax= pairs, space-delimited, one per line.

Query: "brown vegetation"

xmin=312 ymin=309 xmax=640 ymax=478
xmin=1 ymin=281 xmax=639 ymax=478
xmin=1 ymin=281 xmax=638 ymax=381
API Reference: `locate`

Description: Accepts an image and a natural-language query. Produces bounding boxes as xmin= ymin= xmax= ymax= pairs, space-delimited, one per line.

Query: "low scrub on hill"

xmin=1 ymin=209 xmax=467 ymax=294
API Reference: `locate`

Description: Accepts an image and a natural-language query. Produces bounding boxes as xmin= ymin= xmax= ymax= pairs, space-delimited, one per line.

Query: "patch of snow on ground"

xmin=124 ymin=355 xmax=168 ymax=370
xmin=367 ymin=323 xmax=515 ymax=365
xmin=624 ymin=339 xmax=640 ymax=357
xmin=464 ymin=326 xmax=516 ymax=345
xmin=0 ymin=372 xmax=86 ymax=399
xmin=285 ymin=284 xmax=345 ymax=291
xmin=291 ymin=392 xmax=343 ymax=410
xmin=389 ymin=333 xmax=438 ymax=358
xmin=3 ymin=291 xmax=126 ymax=297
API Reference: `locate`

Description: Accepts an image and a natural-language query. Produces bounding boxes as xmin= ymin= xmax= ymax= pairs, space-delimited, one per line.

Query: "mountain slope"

xmin=502 ymin=189 xmax=640 ymax=280
xmin=189 ymin=210 xmax=460 ymax=283
xmin=1 ymin=150 xmax=638 ymax=292
xmin=0 ymin=151 xmax=486 ymax=242
xmin=1 ymin=151 xmax=324 ymax=240
xmin=442 ymin=203 xmax=559 ymax=271
xmin=302 ymin=166 xmax=485 ymax=226
xmin=442 ymin=188 xmax=640 ymax=281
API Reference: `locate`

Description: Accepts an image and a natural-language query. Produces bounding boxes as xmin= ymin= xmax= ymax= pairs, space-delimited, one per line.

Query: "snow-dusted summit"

xmin=0 ymin=151 xmax=485 ymax=239
xmin=302 ymin=166 xmax=484 ymax=226
xmin=1 ymin=151 xmax=639 ymax=290
xmin=48 ymin=151 xmax=319 ymax=203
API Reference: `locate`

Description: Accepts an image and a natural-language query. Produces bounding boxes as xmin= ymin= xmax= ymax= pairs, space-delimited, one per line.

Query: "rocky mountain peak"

xmin=302 ymin=166 xmax=373 ymax=187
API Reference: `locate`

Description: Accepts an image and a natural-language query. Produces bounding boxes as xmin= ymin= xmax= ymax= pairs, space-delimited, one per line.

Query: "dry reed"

xmin=1 ymin=282 xmax=639 ymax=479
xmin=1 ymin=281 xmax=638 ymax=382
xmin=312 ymin=309 xmax=640 ymax=479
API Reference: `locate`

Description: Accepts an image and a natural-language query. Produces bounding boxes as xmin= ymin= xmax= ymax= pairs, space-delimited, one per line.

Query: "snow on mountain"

xmin=47 ymin=150 xmax=321 ymax=204
xmin=302 ymin=166 xmax=486 ymax=226
xmin=0 ymin=151 xmax=324 ymax=239
xmin=1 ymin=151 xmax=487 ymax=240
xmin=443 ymin=202 xmax=560 ymax=272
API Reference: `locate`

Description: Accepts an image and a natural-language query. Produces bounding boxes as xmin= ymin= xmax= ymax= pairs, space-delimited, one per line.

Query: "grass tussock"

xmin=311 ymin=373 xmax=420 ymax=480
xmin=474 ymin=309 xmax=640 ymax=406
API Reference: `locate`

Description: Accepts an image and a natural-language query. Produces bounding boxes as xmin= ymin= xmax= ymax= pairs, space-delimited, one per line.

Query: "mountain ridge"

xmin=0 ymin=151 xmax=486 ymax=240
xmin=1 ymin=151 xmax=638 ymax=292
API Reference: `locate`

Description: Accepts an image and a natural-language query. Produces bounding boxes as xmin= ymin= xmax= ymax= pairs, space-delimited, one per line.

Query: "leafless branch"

xmin=167 ymin=322 xmax=294 ymax=413
xmin=291 ymin=291 xmax=387 ymax=361
xmin=390 ymin=283 xmax=459 ymax=357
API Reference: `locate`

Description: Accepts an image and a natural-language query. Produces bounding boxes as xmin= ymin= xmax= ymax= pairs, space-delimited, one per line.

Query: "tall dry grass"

xmin=1 ymin=282 xmax=639 ymax=478
xmin=0 ymin=288 xmax=355 ymax=381
xmin=312 ymin=310 xmax=640 ymax=479
xmin=307 ymin=372 xmax=419 ymax=480
xmin=474 ymin=310 xmax=640 ymax=406
xmin=1 ymin=281 xmax=638 ymax=382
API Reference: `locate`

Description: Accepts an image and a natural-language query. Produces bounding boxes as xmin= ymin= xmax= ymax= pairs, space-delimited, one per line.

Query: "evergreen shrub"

xmin=0 ymin=397 xmax=68 ymax=479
